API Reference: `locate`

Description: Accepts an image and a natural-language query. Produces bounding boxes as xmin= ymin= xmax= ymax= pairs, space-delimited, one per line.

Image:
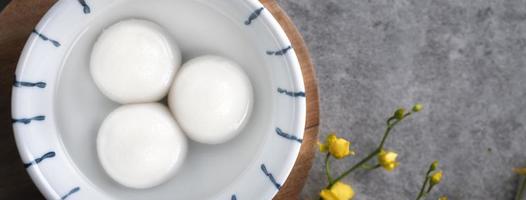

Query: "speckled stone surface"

xmin=275 ymin=0 xmax=526 ymax=199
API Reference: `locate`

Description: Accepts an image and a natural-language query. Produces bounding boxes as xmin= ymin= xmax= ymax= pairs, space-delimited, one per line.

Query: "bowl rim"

xmin=11 ymin=0 xmax=306 ymax=199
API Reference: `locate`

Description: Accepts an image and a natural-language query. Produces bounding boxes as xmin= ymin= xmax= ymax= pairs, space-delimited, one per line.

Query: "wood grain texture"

xmin=0 ymin=0 xmax=319 ymax=199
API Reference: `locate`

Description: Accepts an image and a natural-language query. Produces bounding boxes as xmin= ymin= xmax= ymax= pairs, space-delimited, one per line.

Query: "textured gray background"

xmin=275 ymin=0 xmax=526 ymax=199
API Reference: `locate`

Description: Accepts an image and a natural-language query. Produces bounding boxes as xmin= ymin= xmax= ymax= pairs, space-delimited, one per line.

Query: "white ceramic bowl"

xmin=11 ymin=0 xmax=306 ymax=199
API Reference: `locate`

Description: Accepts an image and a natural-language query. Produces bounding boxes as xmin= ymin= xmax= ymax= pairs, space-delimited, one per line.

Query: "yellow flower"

xmin=514 ymin=167 xmax=526 ymax=175
xmin=438 ymin=196 xmax=448 ymax=200
xmin=318 ymin=141 xmax=329 ymax=152
xmin=328 ymin=135 xmax=353 ymax=159
xmin=319 ymin=133 xmax=355 ymax=159
xmin=430 ymin=171 xmax=443 ymax=185
xmin=320 ymin=182 xmax=355 ymax=200
xmin=378 ymin=150 xmax=399 ymax=171
xmin=412 ymin=103 xmax=423 ymax=112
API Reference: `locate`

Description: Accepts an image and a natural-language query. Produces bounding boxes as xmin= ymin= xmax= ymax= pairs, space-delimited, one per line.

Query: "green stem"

xmin=416 ymin=165 xmax=434 ymax=200
xmin=329 ymin=149 xmax=381 ymax=187
xmin=325 ymin=153 xmax=333 ymax=183
xmin=426 ymin=184 xmax=435 ymax=193
xmin=415 ymin=177 xmax=429 ymax=200
xmin=386 ymin=116 xmax=396 ymax=126
xmin=516 ymin=176 xmax=526 ymax=200
xmin=329 ymin=113 xmax=412 ymax=188
xmin=360 ymin=163 xmax=374 ymax=169
xmin=381 ymin=113 xmax=411 ymax=145
xmin=361 ymin=164 xmax=381 ymax=170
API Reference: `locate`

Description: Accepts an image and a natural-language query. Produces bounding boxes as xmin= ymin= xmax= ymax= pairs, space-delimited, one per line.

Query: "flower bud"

xmin=412 ymin=103 xmax=423 ymax=112
xmin=394 ymin=108 xmax=405 ymax=120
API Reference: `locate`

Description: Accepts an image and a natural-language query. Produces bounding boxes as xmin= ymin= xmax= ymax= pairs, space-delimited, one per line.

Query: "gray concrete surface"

xmin=276 ymin=0 xmax=526 ymax=199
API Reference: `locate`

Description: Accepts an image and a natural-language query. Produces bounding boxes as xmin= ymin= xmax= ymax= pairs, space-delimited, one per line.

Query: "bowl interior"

xmin=55 ymin=0 xmax=273 ymax=199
